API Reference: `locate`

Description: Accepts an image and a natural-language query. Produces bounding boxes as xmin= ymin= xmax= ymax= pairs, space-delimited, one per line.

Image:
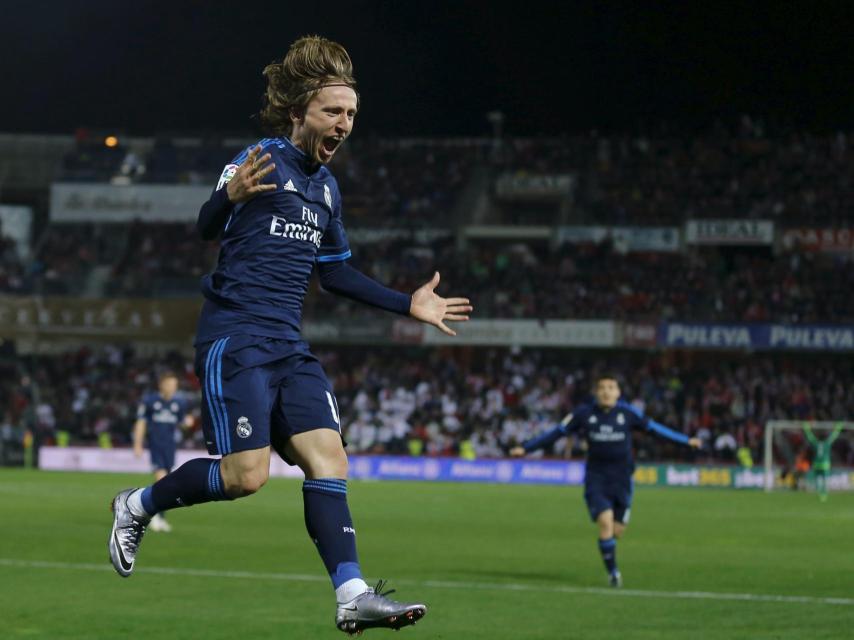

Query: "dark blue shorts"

xmin=584 ymin=469 xmax=633 ymax=524
xmin=195 ymin=335 xmax=342 ymax=463
xmin=148 ymin=442 xmax=176 ymax=472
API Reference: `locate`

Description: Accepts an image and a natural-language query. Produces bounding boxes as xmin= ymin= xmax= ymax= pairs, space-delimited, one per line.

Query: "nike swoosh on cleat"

xmin=112 ymin=532 xmax=133 ymax=573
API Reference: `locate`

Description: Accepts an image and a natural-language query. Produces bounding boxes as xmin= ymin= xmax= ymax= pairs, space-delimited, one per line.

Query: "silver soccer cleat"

xmin=108 ymin=488 xmax=149 ymax=577
xmin=609 ymin=571 xmax=623 ymax=588
xmin=336 ymin=580 xmax=427 ymax=635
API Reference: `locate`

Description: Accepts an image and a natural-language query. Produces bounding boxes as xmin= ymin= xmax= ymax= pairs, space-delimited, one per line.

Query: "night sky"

xmin=3 ymin=1 xmax=853 ymax=136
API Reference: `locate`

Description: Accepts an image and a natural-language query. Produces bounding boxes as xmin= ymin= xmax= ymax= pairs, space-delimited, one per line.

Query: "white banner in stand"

xmin=50 ymin=183 xmax=211 ymax=222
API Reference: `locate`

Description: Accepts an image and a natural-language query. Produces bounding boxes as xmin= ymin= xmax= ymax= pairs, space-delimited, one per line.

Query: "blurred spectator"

xmin=0 ymin=232 xmax=27 ymax=293
xmin=6 ymin=345 xmax=852 ymax=468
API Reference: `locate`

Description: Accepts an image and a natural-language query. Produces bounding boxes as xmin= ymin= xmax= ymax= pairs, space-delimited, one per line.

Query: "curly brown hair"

xmin=259 ymin=35 xmax=357 ymax=137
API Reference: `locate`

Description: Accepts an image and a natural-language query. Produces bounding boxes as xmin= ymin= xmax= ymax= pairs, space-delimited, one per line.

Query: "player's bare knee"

xmin=220 ymin=449 xmax=271 ymax=497
xmin=289 ymin=429 xmax=349 ymax=479
xmin=596 ymin=510 xmax=615 ymax=539
xmin=240 ymin=475 xmax=268 ymax=496
xmin=228 ymin=468 xmax=269 ymax=496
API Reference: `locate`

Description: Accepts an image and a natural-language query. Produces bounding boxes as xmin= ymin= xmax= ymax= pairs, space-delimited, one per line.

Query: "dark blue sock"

xmin=142 ymin=458 xmax=231 ymax=515
xmin=302 ymin=479 xmax=363 ymax=588
xmin=598 ymin=537 xmax=618 ymax=575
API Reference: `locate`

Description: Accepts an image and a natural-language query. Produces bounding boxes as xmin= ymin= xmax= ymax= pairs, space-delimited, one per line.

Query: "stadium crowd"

xmin=3 ymin=122 xmax=852 ymax=467
xmin=105 ymin=221 xmax=220 ymax=296
xmin=60 ymin=137 xmax=477 ymax=225
xmin=3 ymin=120 xmax=850 ymax=305
xmin=309 ymin=241 xmax=854 ymax=324
xmin=499 ymin=117 xmax=854 ymax=226
xmin=3 ymin=346 xmax=852 ymax=467
xmin=11 ymin=226 xmax=853 ymax=324
xmin=57 ymin=118 xmax=854 ymax=226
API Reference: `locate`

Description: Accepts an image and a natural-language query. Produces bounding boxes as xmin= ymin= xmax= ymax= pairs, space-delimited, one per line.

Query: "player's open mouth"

xmin=321 ymin=137 xmax=342 ymax=157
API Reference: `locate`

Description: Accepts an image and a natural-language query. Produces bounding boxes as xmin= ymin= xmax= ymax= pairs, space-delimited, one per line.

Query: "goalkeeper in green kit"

xmin=802 ymin=422 xmax=843 ymax=501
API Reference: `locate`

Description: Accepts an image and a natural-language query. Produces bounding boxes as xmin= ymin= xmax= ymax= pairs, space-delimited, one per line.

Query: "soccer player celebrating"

xmin=510 ymin=374 xmax=701 ymax=587
xmin=802 ymin=422 xmax=843 ymax=502
xmin=108 ymin=36 xmax=472 ymax=634
xmin=132 ymin=371 xmax=194 ymax=532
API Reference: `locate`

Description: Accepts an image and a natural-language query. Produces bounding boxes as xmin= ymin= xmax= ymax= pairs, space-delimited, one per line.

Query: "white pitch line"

xmin=1 ymin=558 xmax=852 ymax=607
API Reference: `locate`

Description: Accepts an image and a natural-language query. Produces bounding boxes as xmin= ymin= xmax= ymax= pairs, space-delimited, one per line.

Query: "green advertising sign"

xmin=634 ymin=464 xmax=854 ymax=490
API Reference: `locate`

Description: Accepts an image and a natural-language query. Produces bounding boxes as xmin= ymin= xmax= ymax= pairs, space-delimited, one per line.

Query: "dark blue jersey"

xmin=568 ymin=402 xmax=645 ymax=466
xmin=196 ymin=137 xmax=350 ymax=344
xmin=137 ymin=393 xmax=186 ymax=447
xmin=523 ymin=400 xmax=690 ymax=471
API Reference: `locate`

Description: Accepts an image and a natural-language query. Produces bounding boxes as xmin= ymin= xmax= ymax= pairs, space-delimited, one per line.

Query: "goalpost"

xmin=763 ymin=420 xmax=854 ymax=492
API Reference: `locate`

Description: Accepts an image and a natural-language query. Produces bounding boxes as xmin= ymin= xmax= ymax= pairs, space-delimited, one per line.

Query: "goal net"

xmin=763 ymin=421 xmax=854 ymax=492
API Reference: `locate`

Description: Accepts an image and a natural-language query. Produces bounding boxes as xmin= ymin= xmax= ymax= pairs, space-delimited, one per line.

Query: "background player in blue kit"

xmin=132 ymin=371 xmax=194 ymax=532
xmin=108 ymin=35 xmax=472 ymax=635
xmin=511 ymin=374 xmax=701 ymax=587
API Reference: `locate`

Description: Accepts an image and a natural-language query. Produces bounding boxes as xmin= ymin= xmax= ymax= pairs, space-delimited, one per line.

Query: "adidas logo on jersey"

xmin=284 ymin=179 xmax=297 ymax=192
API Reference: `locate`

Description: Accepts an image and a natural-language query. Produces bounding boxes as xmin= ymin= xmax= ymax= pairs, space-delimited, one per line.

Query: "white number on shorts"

xmin=326 ymin=391 xmax=341 ymax=428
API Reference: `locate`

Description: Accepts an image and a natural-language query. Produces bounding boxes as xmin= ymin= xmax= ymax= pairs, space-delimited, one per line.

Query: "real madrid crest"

xmin=236 ymin=416 xmax=252 ymax=438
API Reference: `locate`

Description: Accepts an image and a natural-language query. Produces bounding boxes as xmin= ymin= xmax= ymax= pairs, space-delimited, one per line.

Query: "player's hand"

xmin=133 ymin=444 xmax=143 ymax=458
xmin=688 ymin=437 xmax=703 ymax=449
xmin=226 ymin=144 xmax=277 ymax=203
xmin=509 ymin=446 xmax=526 ymax=457
xmin=409 ymin=272 xmax=472 ymax=337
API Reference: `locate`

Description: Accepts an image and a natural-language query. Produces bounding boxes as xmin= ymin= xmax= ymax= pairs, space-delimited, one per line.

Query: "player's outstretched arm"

xmin=511 ymin=414 xmax=574 ymax=457
xmin=623 ymin=402 xmax=701 ymax=449
xmin=828 ymin=422 xmax=844 ymax=444
xmin=317 ymin=265 xmax=472 ymax=333
xmin=647 ymin=418 xmax=702 ymax=449
xmin=409 ymin=272 xmax=472 ymax=336
xmin=802 ymin=422 xmax=819 ymax=447
xmin=510 ymin=426 xmax=566 ymax=457
xmin=132 ymin=418 xmax=146 ymax=458
xmin=196 ymin=145 xmax=276 ymax=240
xmin=317 ymin=260 xmax=415 ymax=315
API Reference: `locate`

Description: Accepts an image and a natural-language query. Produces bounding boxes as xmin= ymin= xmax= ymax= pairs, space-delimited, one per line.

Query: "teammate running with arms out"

xmin=132 ymin=371 xmax=194 ymax=532
xmin=511 ymin=374 xmax=701 ymax=587
xmin=108 ymin=35 xmax=472 ymax=635
xmin=803 ymin=422 xmax=843 ymax=502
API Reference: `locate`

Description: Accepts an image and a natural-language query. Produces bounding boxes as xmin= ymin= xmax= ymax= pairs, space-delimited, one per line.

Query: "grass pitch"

xmin=1 ymin=468 xmax=853 ymax=639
